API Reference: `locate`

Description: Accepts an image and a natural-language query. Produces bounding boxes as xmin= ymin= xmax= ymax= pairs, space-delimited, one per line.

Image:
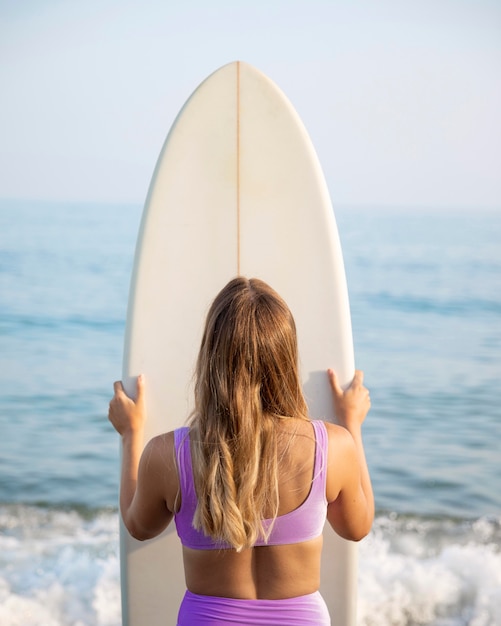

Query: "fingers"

xmin=353 ymin=370 xmax=364 ymax=385
xmin=112 ymin=375 xmax=144 ymax=401
xmin=109 ymin=381 xmax=122 ymax=408
xmin=108 ymin=375 xmax=146 ymax=435
xmin=327 ymin=369 xmax=365 ymax=392
xmin=327 ymin=368 xmax=371 ymax=428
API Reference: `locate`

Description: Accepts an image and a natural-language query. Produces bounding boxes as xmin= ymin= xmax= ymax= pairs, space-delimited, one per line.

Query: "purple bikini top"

xmin=173 ymin=420 xmax=328 ymax=550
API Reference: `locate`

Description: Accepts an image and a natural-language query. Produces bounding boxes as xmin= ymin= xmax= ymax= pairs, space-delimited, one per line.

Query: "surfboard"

xmin=121 ymin=61 xmax=357 ymax=626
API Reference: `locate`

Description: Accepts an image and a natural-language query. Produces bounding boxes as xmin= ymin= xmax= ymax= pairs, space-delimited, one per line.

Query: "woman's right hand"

xmin=327 ymin=369 xmax=371 ymax=431
xmin=108 ymin=374 xmax=147 ymax=438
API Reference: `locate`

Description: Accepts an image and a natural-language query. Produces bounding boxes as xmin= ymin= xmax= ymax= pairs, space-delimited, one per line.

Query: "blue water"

xmin=1 ymin=200 xmax=500 ymax=625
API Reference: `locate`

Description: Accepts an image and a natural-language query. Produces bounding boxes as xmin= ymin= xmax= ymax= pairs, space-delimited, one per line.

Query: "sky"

xmin=1 ymin=0 xmax=500 ymax=210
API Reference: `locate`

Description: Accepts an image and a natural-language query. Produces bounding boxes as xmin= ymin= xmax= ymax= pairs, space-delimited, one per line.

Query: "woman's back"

xmin=176 ymin=418 xmax=322 ymax=599
xmin=142 ymin=416 xmax=351 ymax=601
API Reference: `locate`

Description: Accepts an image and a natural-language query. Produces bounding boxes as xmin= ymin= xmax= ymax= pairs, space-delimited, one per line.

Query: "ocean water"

xmin=1 ymin=199 xmax=500 ymax=625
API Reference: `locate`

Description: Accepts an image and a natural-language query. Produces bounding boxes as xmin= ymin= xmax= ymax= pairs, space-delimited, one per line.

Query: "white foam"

xmin=1 ymin=506 xmax=500 ymax=625
xmin=0 ymin=505 xmax=120 ymax=626
xmin=358 ymin=514 xmax=501 ymax=625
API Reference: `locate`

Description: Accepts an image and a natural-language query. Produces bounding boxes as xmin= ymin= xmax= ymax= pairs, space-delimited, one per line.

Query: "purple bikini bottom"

xmin=177 ymin=589 xmax=330 ymax=625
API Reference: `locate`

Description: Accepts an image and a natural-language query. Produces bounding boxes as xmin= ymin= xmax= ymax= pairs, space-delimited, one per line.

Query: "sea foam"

xmin=1 ymin=505 xmax=500 ymax=625
xmin=358 ymin=514 xmax=501 ymax=626
xmin=0 ymin=505 xmax=120 ymax=626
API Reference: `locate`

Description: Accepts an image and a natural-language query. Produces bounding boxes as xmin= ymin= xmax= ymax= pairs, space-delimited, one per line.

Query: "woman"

xmin=109 ymin=277 xmax=374 ymax=625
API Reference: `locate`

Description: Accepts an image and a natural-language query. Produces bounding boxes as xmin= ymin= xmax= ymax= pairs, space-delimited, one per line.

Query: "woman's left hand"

xmin=108 ymin=374 xmax=146 ymax=437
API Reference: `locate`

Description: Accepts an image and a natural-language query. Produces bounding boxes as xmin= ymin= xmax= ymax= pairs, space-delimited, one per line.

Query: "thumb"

xmin=327 ymin=369 xmax=343 ymax=396
xmin=136 ymin=374 xmax=146 ymax=404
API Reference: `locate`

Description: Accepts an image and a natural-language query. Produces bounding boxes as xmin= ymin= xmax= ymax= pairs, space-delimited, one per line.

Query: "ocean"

xmin=1 ymin=199 xmax=500 ymax=625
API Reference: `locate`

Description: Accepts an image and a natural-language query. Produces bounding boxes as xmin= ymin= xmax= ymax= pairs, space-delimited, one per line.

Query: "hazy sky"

xmin=1 ymin=0 xmax=500 ymax=209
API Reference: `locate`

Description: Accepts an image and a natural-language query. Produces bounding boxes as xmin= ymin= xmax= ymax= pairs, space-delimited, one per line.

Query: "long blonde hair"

xmin=189 ymin=277 xmax=309 ymax=551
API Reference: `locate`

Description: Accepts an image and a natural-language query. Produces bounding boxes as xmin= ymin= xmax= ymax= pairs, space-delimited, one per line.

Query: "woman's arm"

xmin=325 ymin=369 xmax=374 ymax=541
xmin=108 ymin=375 xmax=174 ymax=540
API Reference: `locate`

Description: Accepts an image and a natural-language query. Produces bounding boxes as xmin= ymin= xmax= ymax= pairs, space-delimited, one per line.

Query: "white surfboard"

xmin=121 ymin=61 xmax=357 ymax=626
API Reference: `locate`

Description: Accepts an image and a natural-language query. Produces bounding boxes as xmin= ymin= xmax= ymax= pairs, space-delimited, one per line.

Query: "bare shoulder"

xmin=148 ymin=430 xmax=176 ymax=449
xmin=323 ymin=421 xmax=355 ymax=449
xmin=143 ymin=431 xmax=177 ymax=471
xmin=322 ymin=421 xmax=358 ymax=502
xmin=141 ymin=431 xmax=179 ymax=509
xmin=323 ymin=421 xmax=358 ymax=466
